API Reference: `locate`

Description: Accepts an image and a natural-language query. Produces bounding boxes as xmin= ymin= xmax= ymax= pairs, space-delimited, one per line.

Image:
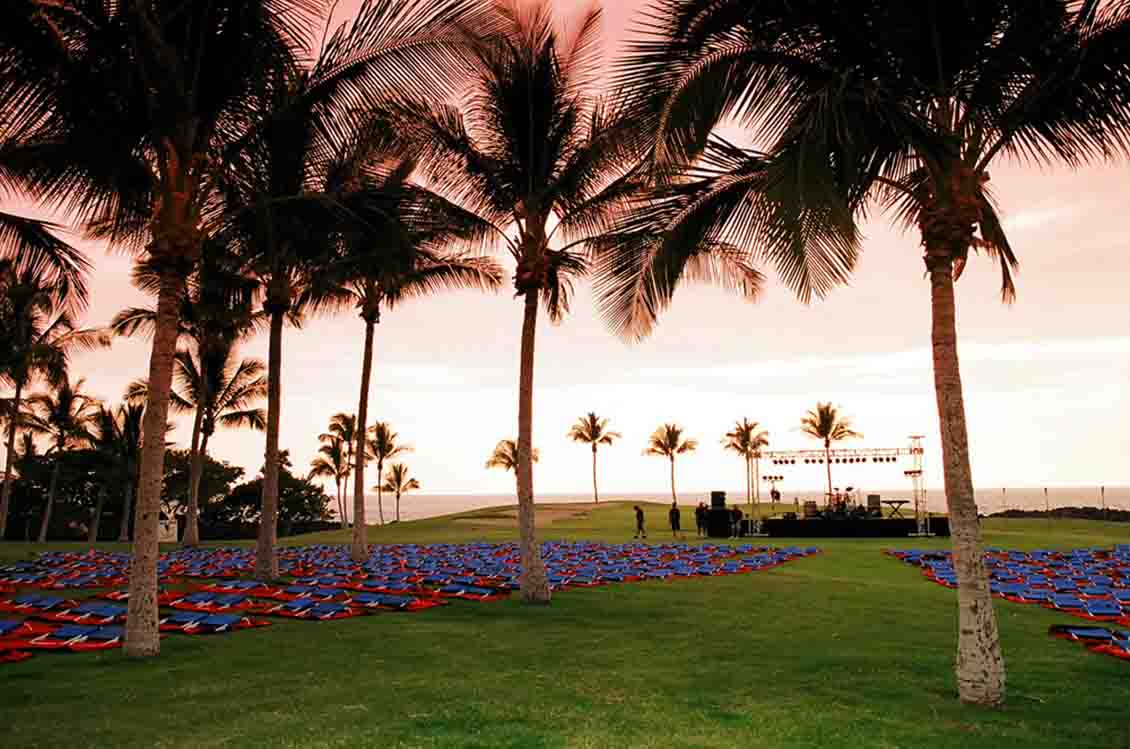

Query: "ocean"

xmin=355 ymin=486 xmax=1129 ymax=523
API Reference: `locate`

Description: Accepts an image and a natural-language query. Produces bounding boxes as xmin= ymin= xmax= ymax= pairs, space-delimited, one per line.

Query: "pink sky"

xmin=4 ymin=1 xmax=1129 ymax=500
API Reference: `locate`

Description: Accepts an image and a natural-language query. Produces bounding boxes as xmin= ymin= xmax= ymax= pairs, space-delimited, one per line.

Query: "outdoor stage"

xmin=761 ymin=517 xmax=950 ymax=538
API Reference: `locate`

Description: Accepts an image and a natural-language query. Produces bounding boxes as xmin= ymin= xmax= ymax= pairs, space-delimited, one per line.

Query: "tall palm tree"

xmin=800 ymin=403 xmax=862 ymax=506
xmin=380 ymin=463 xmax=419 ymax=523
xmin=321 ymin=413 xmax=358 ymax=527
xmin=112 ymin=248 xmax=263 ymax=546
xmin=403 ymin=1 xmax=643 ymax=603
xmin=643 ymin=424 xmax=698 ymax=505
xmin=722 ymin=419 xmax=769 ymax=517
xmin=88 ymin=401 xmax=145 ymax=543
xmin=214 ymin=2 xmax=490 ymax=579
xmin=24 ymin=375 xmax=100 ymax=542
xmin=485 ymin=439 xmax=539 ymax=473
xmin=308 ymin=435 xmax=349 ymax=528
xmin=567 ymin=412 xmax=621 ymax=504
xmin=607 ymin=0 xmax=1130 ymax=707
xmin=0 ymin=265 xmax=108 ymax=539
xmin=128 ymin=346 xmax=266 ymax=544
xmin=366 ymin=422 xmax=411 ymax=530
xmin=309 ymin=165 xmax=502 ymax=561
xmin=0 ymin=0 xmax=317 ymax=656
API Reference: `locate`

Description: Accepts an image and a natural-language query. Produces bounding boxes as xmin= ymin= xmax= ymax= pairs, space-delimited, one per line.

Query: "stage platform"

xmin=761 ymin=517 xmax=950 ymax=538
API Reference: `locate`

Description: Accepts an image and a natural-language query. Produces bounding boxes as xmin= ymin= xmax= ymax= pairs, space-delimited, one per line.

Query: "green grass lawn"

xmin=1 ymin=502 xmax=1128 ymax=749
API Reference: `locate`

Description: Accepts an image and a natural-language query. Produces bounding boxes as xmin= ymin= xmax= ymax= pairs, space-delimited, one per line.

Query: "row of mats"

xmin=0 ymin=541 xmax=820 ymax=664
xmin=886 ymin=545 xmax=1130 ymax=662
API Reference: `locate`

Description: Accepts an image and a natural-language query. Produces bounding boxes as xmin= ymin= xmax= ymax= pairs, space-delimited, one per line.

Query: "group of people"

xmin=631 ymin=502 xmax=746 ymax=539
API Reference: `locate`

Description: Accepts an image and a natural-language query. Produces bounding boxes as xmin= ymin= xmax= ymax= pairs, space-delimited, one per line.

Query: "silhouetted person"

xmin=694 ymin=502 xmax=707 ymax=537
xmin=633 ymin=505 xmax=647 ymax=539
xmin=669 ymin=503 xmax=681 ymax=538
xmin=730 ymin=506 xmax=743 ymax=537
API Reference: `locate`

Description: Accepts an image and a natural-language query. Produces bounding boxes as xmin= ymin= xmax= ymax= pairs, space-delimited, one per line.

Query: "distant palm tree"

xmin=800 ymin=403 xmax=861 ymax=505
xmin=89 ymin=401 xmax=145 ymax=543
xmin=366 ymin=423 xmax=411 ymax=527
xmin=0 ymin=266 xmax=107 ymax=539
xmin=111 ymin=250 xmax=262 ymax=546
xmin=644 ymin=424 xmax=698 ymax=505
xmin=403 ymin=1 xmax=642 ymax=603
xmin=722 ymin=419 xmax=769 ymax=516
xmin=380 ymin=463 xmax=420 ymax=523
xmin=486 ymin=439 xmax=539 ymax=474
xmin=127 ymin=345 xmax=266 ymax=543
xmin=308 ymin=436 xmax=349 ymax=529
xmin=567 ymin=413 xmax=621 ymax=504
xmin=24 ymin=375 xmax=100 ymax=542
xmin=321 ymin=413 xmax=358 ymax=527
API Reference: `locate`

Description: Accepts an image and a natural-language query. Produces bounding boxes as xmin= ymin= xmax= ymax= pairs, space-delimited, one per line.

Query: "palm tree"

xmin=309 ymin=435 xmax=350 ymax=528
xmin=112 ymin=248 xmax=263 ymax=546
xmin=366 ymin=422 xmax=411 ymax=530
xmin=127 ymin=345 xmax=266 ymax=544
xmin=24 ymin=375 xmax=100 ymax=542
xmin=722 ymin=419 xmax=769 ymax=518
xmin=0 ymin=0 xmax=317 ymax=656
xmin=643 ymin=424 xmax=698 ymax=505
xmin=380 ymin=463 xmax=419 ymax=523
xmin=402 ymin=1 xmax=644 ymax=603
xmin=88 ymin=401 xmax=145 ymax=543
xmin=485 ymin=439 xmax=539 ymax=473
xmin=606 ymin=0 xmax=1130 ymax=706
xmin=321 ymin=413 xmax=359 ymax=527
xmin=800 ymin=402 xmax=858 ymax=506
xmin=213 ymin=2 xmax=490 ymax=579
xmin=309 ymin=167 xmax=502 ymax=561
xmin=0 ymin=265 xmax=108 ymax=539
xmin=800 ymin=403 xmax=862 ymax=507
xmin=567 ymin=412 xmax=621 ymax=504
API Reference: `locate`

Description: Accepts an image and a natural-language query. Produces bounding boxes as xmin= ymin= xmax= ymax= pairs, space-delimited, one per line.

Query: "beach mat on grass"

xmin=159 ymin=611 xmax=271 ymax=634
xmin=349 ymin=592 xmax=446 ymax=612
xmin=247 ymin=600 xmax=364 ymax=621
xmin=1049 ymin=625 xmax=1130 ymax=663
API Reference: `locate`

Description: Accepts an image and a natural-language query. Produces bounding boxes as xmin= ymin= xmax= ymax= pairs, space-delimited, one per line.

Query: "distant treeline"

xmin=989 ymin=506 xmax=1130 ymax=523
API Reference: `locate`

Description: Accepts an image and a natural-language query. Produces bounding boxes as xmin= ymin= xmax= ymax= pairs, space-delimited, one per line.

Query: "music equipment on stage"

xmin=707 ymin=508 xmax=734 ymax=537
xmin=802 ymin=501 xmax=819 ymax=519
xmin=710 ymin=491 xmax=726 ymax=509
xmin=867 ymin=494 xmax=882 ymax=516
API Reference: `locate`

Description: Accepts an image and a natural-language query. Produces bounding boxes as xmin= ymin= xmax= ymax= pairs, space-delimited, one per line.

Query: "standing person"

xmin=633 ymin=505 xmax=647 ymax=539
xmin=695 ymin=502 xmax=706 ymax=538
xmin=669 ymin=502 xmax=682 ymax=539
xmin=730 ymin=506 xmax=743 ymax=538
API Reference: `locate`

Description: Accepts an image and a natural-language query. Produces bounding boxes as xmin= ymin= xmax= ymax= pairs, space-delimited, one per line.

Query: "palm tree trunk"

xmin=0 ymin=381 xmax=23 ymax=540
xmin=928 ymin=254 xmax=1005 ymax=707
xmin=395 ymin=488 xmax=401 ymax=523
xmin=256 ymin=309 xmax=284 ymax=579
xmin=126 ymin=264 xmax=184 ymax=657
xmin=825 ymin=442 xmax=832 ymax=506
xmin=183 ymin=400 xmax=205 ymax=546
xmin=516 ymin=289 xmax=549 ymax=604
xmin=745 ymin=455 xmax=751 ymax=510
xmin=335 ymin=477 xmax=344 ymax=529
xmin=342 ymin=449 xmax=351 ymax=528
xmin=88 ymin=485 xmax=107 ymax=543
xmin=669 ymin=456 xmax=676 ymax=505
xmin=118 ymin=474 xmax=133 ymax=542
xmin=376 ymin=458 xmax=384 ymax=526
xmin=351 ymin=318 xmax=375 ymax=561
xmin=591 ymin=446 xmax=599 ymax=504
xmin=754 ymin=454 xmax=761 ymax=511
xmin=37 ymin=456 xmax=60 ymax=543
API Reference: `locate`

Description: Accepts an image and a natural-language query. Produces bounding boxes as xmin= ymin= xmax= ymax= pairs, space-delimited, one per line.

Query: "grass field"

xmin=1 ymin=502 xmax=1128 ymax=749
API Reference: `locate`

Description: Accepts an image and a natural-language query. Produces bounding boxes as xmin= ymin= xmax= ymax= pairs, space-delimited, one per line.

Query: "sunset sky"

xmin=6 ymin=0 xmax=1130 ymax=499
